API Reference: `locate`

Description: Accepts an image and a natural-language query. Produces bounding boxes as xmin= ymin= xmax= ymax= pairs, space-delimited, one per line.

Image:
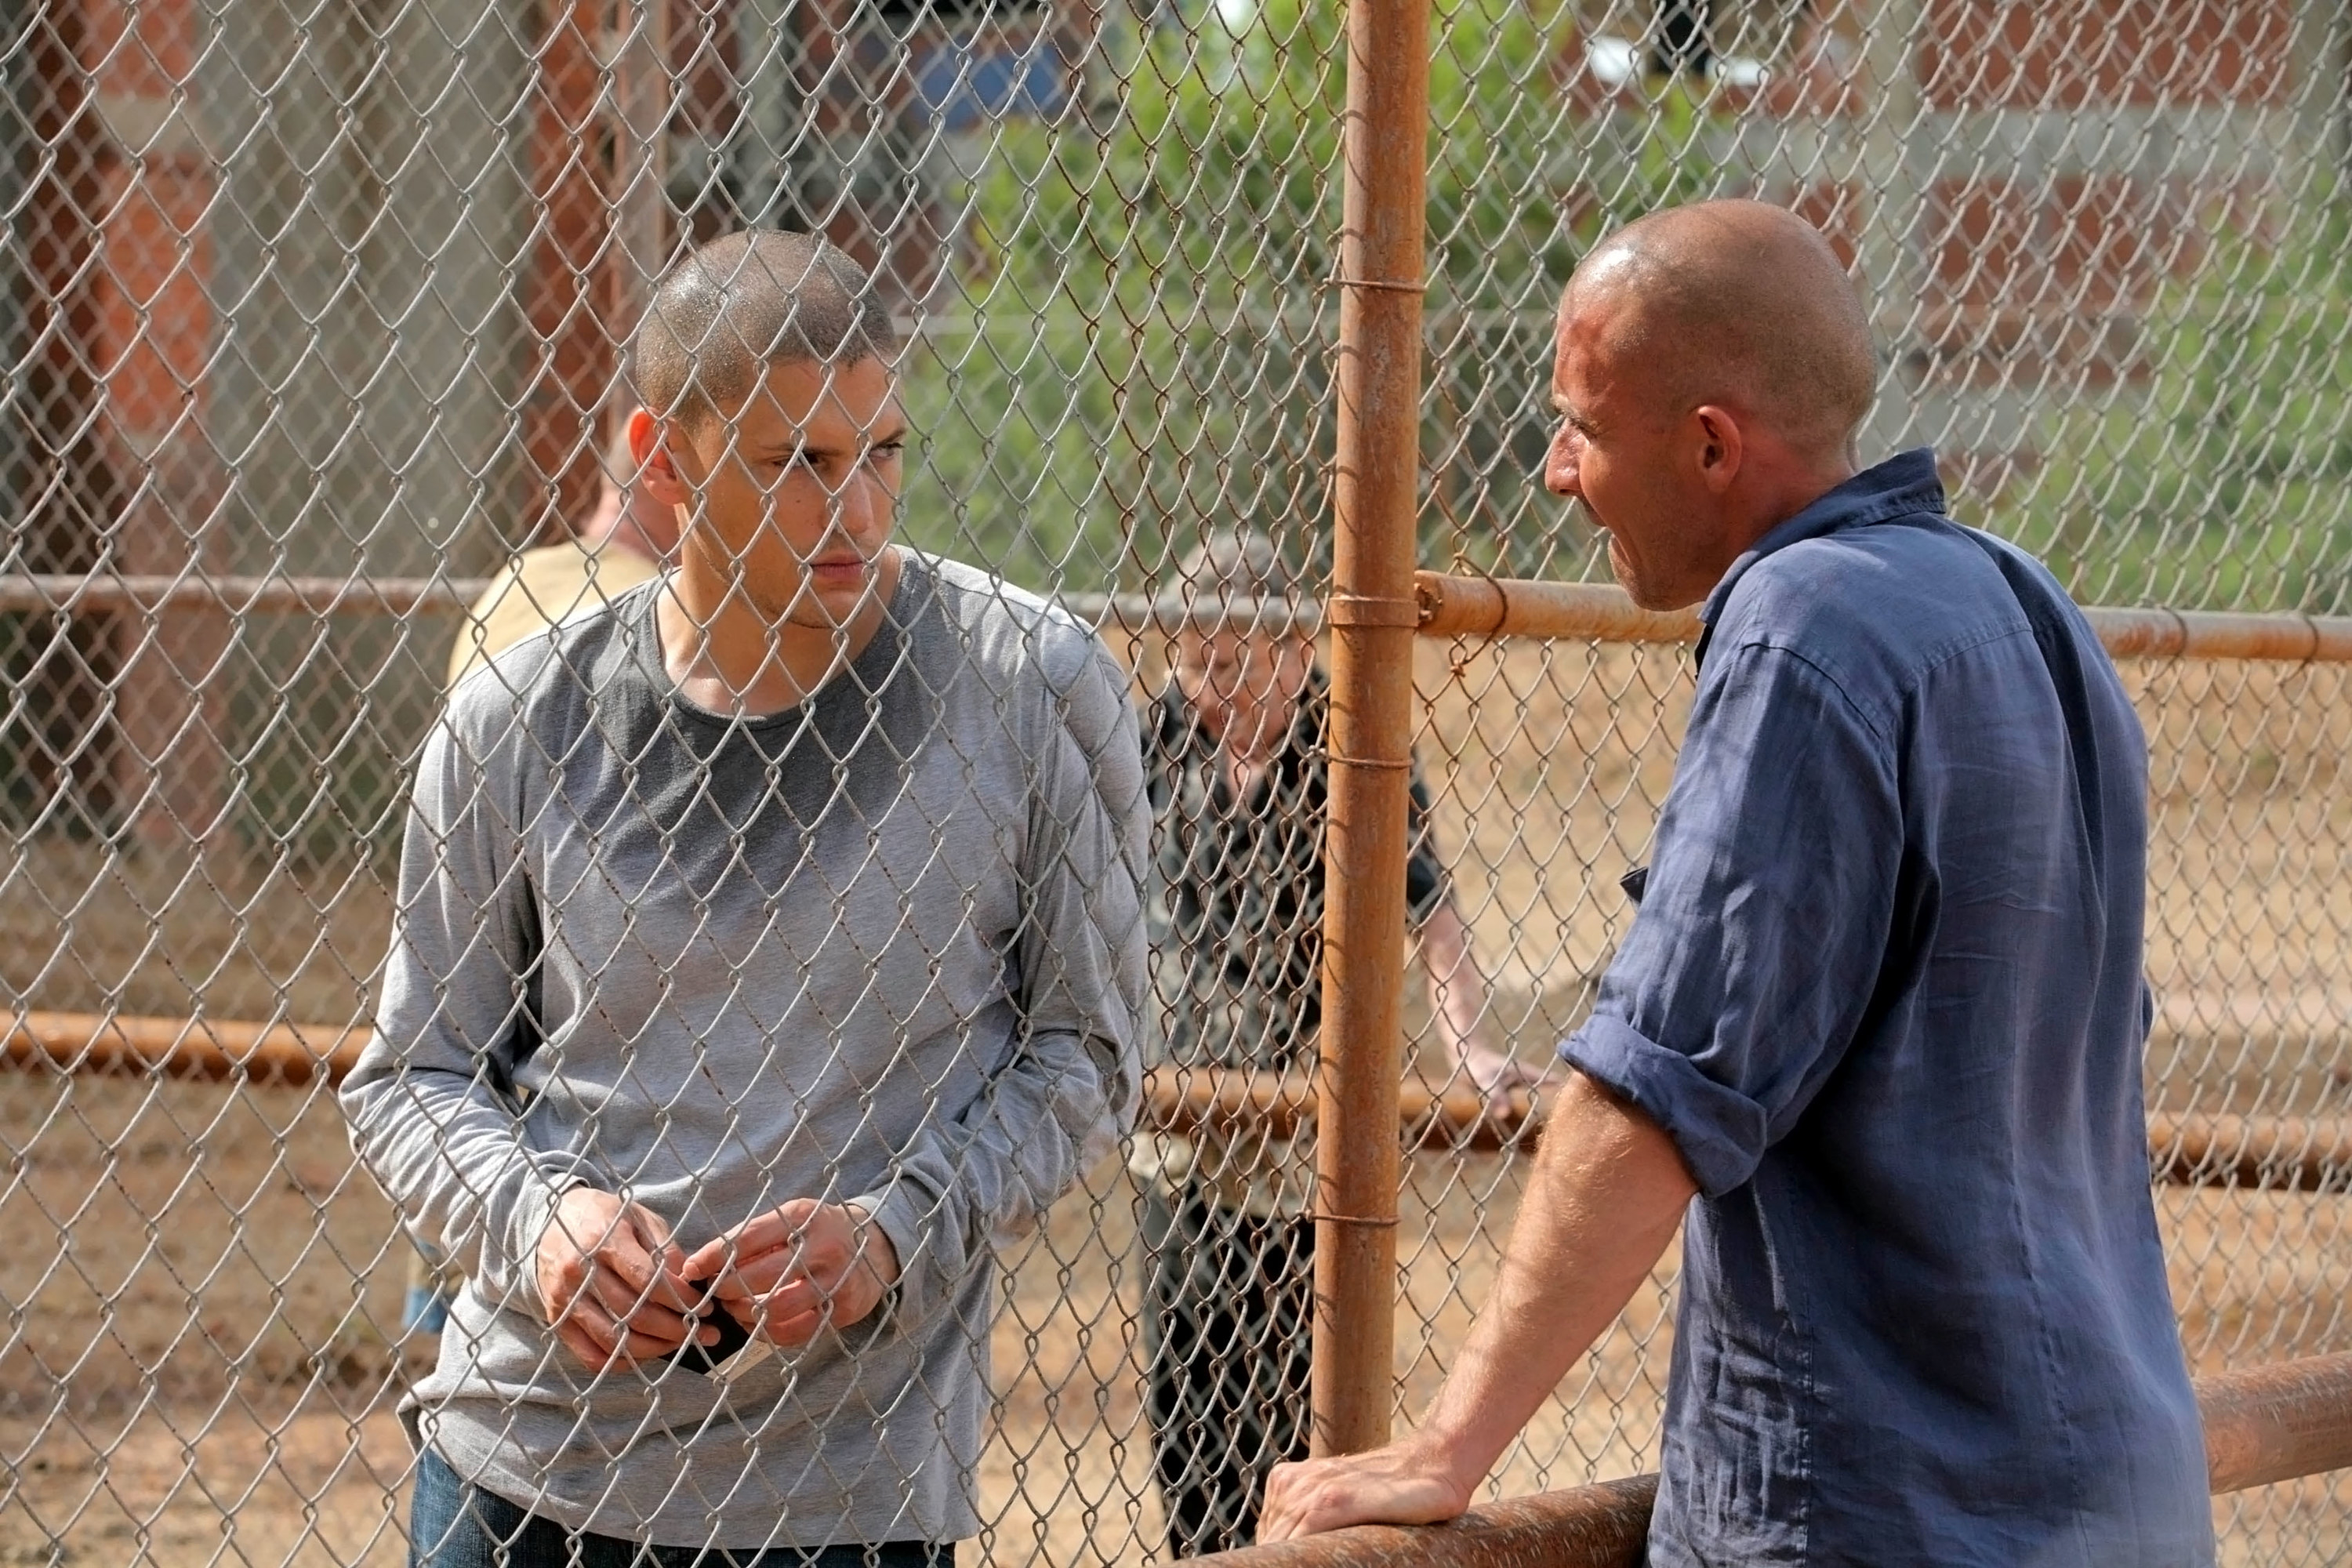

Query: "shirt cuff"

xmin=1559 ymin=1014 xmax=1769 ymax=1199
xmin=847 ymin=1180 xmax=935 ymax=1334
xmin=499 ymin=1167 xmax=592 ymax=1323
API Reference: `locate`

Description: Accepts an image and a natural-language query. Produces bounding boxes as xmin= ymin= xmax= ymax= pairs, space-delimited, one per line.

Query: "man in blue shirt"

xmin=1258 ymin=199 xmax=2214 ymax=1563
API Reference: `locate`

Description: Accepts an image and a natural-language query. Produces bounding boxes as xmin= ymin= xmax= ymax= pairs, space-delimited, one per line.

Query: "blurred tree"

xmin=896 ymin=0 xmax=1723 ymax=593
xmin=1992 ymin=198 xmax=2352 ymax=615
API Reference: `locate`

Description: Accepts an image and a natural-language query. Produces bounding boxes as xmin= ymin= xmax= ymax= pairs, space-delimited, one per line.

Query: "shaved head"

xmin=1566 ymin=200 xmax=1875 ymax=459
xmin=632 ymin=230 xmax=899 ymax=429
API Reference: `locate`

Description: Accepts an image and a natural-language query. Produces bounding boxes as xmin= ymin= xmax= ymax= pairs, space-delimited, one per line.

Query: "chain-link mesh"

xmin=2 ymin=0 xmax=2349 ymax=1562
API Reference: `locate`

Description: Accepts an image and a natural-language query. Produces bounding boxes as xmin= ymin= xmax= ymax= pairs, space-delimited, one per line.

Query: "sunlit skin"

xmin=529 ymin=355 xmax=912 ymax=1370
xmin=1544 ymin=256 xmax=1856 ymax=612
xmin=631 ymin=355 xmax=909 ymax=717
xmin=533 ymin=1144 xmax=903 ymax=1370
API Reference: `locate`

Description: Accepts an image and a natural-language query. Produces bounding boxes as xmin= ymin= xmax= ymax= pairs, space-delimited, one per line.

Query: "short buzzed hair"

xmin=1574 ymin=201 xmax=1877 ymax=458
xmin=1175 ymin=529 xmax=1315 ymax=641
xmin=631 ymin=230 xmax=899 ymax=428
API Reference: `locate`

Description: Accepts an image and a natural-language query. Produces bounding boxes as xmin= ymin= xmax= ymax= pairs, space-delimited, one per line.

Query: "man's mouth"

xmin=808 ymin=557 xmax=867 ymax=588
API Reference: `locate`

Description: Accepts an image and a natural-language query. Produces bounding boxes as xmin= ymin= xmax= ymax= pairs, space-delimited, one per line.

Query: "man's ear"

xmin=1692 ymin=405 xmax=1745 ymax=495
xmin=629 ymin=407 xmax=696 ymax=509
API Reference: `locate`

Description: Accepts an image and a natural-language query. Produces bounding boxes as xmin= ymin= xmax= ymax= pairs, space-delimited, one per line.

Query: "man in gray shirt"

xmin=343 ymin=230 xmax=1147 ymax=1563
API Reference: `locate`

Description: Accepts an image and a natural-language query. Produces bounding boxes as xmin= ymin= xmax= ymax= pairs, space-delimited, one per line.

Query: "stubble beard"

xmin=1605 ymin=532 xmax=1651 ymax=608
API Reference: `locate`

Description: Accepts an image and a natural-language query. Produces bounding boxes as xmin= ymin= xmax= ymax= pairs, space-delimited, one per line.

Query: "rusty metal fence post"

xmin=1313 ymin=0 xmax=1429 ymax=1460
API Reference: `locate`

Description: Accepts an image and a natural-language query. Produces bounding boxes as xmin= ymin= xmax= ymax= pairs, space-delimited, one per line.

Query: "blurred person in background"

xmin=347 ymin=228 xmax=1145 ymax=1566
xmin=1136 ymin=527 xmax=1536 ymax=1555
xmin=443 ymin=419 xmax=684 ymax=689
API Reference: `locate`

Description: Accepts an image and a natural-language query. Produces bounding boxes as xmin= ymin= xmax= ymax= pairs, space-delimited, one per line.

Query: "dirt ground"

xmin=2 ymin=642 xmax=2350 ymax=1564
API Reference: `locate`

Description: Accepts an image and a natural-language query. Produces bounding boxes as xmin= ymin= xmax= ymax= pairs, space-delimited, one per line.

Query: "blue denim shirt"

xmin=1562 ymin=450 xmax=2214 ymax=1566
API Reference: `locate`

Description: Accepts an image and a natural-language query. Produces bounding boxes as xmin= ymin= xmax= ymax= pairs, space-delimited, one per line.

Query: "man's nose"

xmin=829 ymin=470 xmax=881 ymax=541
xmin=1544 ymin=428 xmax=1581 ymax=499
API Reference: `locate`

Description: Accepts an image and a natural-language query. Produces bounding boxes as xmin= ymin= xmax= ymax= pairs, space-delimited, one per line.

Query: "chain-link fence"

xmin=2 ymin=0 xmax=2350 ymax=1562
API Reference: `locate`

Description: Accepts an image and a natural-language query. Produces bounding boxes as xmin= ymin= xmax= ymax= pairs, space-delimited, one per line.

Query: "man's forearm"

xmin=1418 ymin=1070 xmax=1695 ymax=1483
xmin=1256 ymin=1070 xmax=1697 ymax=1540
xmin=1417 ymin=898 xmax=1494 ymax=1060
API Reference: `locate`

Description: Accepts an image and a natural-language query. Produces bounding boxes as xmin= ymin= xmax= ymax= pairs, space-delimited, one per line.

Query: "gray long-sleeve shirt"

xmin=342 ymin=554 xmax=1147 ymax=1549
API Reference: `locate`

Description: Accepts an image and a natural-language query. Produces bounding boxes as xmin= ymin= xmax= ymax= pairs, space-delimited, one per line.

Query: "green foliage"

xmin=898 ymin=0 xmax=1730 ymax=591
xmin=1425 ymin=71 xmax=1720 ymax=579
xmin=898 ymin=0 xmax=1344 ymax=591
xmin=1987 ymin=198 xmax=2352 ymax=614
xmin=898 ymin=301 xmax=1132 ymax=591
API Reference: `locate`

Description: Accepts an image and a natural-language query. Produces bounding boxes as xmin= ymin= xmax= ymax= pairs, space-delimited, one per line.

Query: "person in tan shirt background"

xmin=443 ymin=420 xmax=683 ymax=688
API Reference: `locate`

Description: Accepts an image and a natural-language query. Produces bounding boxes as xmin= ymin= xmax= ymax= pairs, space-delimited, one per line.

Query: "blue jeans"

xmin=408 ymin=1448 xmax=949 ymax=1568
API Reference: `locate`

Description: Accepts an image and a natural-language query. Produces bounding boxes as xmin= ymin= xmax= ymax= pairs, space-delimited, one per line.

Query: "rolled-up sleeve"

xmin=1561 ymin=643 xmax=1902 ymax=1198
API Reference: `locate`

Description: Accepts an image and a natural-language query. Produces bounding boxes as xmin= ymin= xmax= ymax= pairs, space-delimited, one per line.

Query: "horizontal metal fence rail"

xmin=0 ymin=575 xmax=1319 ymax=635
xmin=9 ymin=1013 xmax=2343 ymax=1192
xmin=0 ymin=1010 xmax=364 ymax=1087
xmin=18 ymin=572 xmax=2350 ymax=663
xmin=0 ymin=575 xmax=481 ymax=616
xmin=1185 ymin=1354 xmax=2352 ymax=1568
xmin=1415 ymin=575 xmax=2352 ymax=663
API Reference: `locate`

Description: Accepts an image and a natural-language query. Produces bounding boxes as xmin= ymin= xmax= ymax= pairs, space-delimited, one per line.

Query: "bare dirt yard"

xmin=2 ymin=640 xmax=2349 ymax=1565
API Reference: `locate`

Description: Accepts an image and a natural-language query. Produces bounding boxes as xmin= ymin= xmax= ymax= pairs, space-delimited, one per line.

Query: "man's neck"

xmin=1765 ymin=450 xmax=1860 ymax=528
xmin=583 ymin=506 xmax=670 ymax=566
xmin=1719 ymin=453 xmax=1863 ymax=569
xmin=655 ymin=547 xmax=902 ymax=718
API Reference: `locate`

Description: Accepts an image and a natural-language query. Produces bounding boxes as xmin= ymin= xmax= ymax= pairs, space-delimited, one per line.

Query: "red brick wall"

xmin=1910 ymin=0 xmax=2300 ymax=488
xmin=74 ymin=0 xmax=213 ymax=456
xmin=521 ymin=0 xmax=748 ymax=541
xmin=1920 ymin=0 xmax=2297 ymax=111
xmin=1543 ymin=0 xmax=2310 ymax=504
xmin=19 ymin=2 xmax=125 ymax=826
xmin=89 ymin=161 xmax=212 ymax=442
xmin=523 ymin=1 xmax=626 ymax=544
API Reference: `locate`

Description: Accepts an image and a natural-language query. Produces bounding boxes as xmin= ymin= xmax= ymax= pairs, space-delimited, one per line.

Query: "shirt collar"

xmin=1693 ymin=448 xmax=1947 ymax=670
xmin=1698 ymin=447 xmax=1948 ymax=631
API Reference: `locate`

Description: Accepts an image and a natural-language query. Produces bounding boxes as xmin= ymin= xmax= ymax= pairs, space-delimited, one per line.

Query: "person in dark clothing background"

xmin=1134 ymin=528 xmax=1535 ymax=1555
